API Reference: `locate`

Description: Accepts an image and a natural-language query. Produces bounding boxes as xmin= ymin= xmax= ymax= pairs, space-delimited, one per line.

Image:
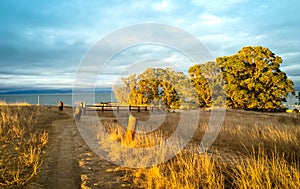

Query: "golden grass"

xmin=0 ymin=104 xmax=68 ymax=187
xmin=212 ymin=111 xmax=300 ymax=162
xmin=133 ymin=150 xmax=225 ymax=189
xmin=0 ymin=100 xmax=31 ymax=106
xmin=0 ymin=106 xmax=46 ymax=187
xmin=230 ymin=147 xmax=300 ymax=188
xmin=95 ymin=110 xmax=300 ymax=188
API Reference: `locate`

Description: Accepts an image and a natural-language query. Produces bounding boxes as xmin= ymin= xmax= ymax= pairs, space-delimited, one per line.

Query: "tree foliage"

xmin=188 ymin=61 xmax=225 ymax=108
xmin=114 ymin=68 xmax=195 ymax=111
xmin=115 ymin=46 xmax=294 ymax=112
xmin=216 ymin=46 xmax=294 ymax=111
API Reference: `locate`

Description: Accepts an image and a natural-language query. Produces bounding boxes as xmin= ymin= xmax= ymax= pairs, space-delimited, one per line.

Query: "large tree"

xmin=216 ymin=46 xmax=294 ymax=111
xmin=114 ymin=68 xmax=194 ymax=111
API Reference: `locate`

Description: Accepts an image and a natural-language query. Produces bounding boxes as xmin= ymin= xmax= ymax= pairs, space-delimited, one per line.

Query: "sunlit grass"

xmin=0 ymin=100 xmax=31 ymax=106
xmin=132 ymin=150 xmax=225 ymax=189
xmin=0 ymin=105 xmax=46 ymax=187
xmin=0 ymin=103 xmax=67 ymax=187
xmin=230 ymin=147 xmax=300 ymax=188
xmin=95 ymin=110 xmax=300 ymax=188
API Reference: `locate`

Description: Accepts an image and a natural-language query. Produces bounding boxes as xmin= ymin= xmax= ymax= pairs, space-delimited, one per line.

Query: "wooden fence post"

xmin=126 ymin=114 xmax=137 ymax=143
xmin=74 ymin=106 xmax=82 ymax=121
xmin=80 ymin=102 xmax=86 ymax=114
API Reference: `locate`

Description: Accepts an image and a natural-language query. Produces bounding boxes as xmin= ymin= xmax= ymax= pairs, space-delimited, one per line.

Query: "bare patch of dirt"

xmin=26 ymin=108 xmax=134 ymax=189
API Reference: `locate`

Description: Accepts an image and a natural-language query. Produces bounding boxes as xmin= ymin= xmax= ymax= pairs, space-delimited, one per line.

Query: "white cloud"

xmin=281 ymin=64 xmax=300 ymax=71
xmin=199 ymin=34 xmax=234 ymax=44
xmin=1 ymin=74 xmax=75 ymax=89
xmin=23 ymin=28 xmax=99 ymax=46
xmin=198 ymin=14 xmax=223 ymax=26
xmin=188 ymin=13 xmax=240 ymax=33
xmin=197 ymin=32 xmax=270 ymax=58
xmin=281 ymin=52 xmax=300 ymax=61
xmin=131 ymin=1 xmax=147 ymax=9
xmin=288 ymin=76 xmax=300 ymax=88
xmin=281 ymin=65 xmax=300 ymax=78
xmin=197 ymin=13 xmax=239 ymax=26
xmin=191 ymin=0 xmax=247 ymax=11
xmin=151 ymin=0 xmax=171 ymax=12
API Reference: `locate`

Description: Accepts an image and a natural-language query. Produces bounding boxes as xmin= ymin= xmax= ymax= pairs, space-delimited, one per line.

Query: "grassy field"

xmin=1 ymin=102 xmax=299 ymax=188
xmin=97 ymin=110 xmax=300 ymax=188
xmin=0 ymin=102 xmax=69 ymax=188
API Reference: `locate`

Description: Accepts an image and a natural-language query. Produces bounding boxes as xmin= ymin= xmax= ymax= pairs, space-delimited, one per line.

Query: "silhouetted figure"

xmin=58 ymin=101 xmax=63 ymax=111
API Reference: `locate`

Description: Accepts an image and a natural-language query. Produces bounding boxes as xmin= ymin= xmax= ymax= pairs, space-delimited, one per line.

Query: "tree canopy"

xmin=188 ymin=61 xmax=225 ymax=108
xmin=216 ymin=46 xmax=294 ymax=111
xmin=114 ymin=68 xmax=196 ymax=111
xmin=114 ymin=46 xmax=294 ymax=112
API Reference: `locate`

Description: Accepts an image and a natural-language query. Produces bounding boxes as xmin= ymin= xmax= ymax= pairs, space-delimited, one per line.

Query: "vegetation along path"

xmin=26 ymin=108 xmax=132 ymax=189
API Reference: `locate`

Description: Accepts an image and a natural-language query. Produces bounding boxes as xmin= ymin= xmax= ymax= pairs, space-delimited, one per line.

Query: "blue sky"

xmin=1 ymin=0 xmax=300 ymax=93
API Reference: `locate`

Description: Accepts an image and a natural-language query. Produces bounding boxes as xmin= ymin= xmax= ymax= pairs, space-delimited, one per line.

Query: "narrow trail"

xmin=47 ymin=119 xmax=81 ymax=188
xmin=26 ymin=109 xmax=132 ymax=189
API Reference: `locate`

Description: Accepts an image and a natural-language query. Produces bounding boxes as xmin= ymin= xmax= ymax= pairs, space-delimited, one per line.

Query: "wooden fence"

xmin=85 ymin=104 xmax=160 ymax=113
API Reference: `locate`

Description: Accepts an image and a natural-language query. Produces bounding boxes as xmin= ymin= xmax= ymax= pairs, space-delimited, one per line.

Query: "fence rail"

xmin=85 ymin=104 xmax=160 ymax=113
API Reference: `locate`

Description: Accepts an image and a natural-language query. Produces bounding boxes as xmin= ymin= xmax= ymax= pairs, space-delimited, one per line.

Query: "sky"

xmin=0 ymin=0 xmax=300 ymax=93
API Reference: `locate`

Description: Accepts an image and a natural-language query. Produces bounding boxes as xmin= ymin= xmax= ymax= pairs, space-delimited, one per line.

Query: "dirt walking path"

xmin=26 ymin=109 xmax=133 ymax=189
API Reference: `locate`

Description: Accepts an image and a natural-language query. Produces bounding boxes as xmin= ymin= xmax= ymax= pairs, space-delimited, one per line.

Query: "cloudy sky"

xmin=1 ymin=0 xmax=300 ymax=93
